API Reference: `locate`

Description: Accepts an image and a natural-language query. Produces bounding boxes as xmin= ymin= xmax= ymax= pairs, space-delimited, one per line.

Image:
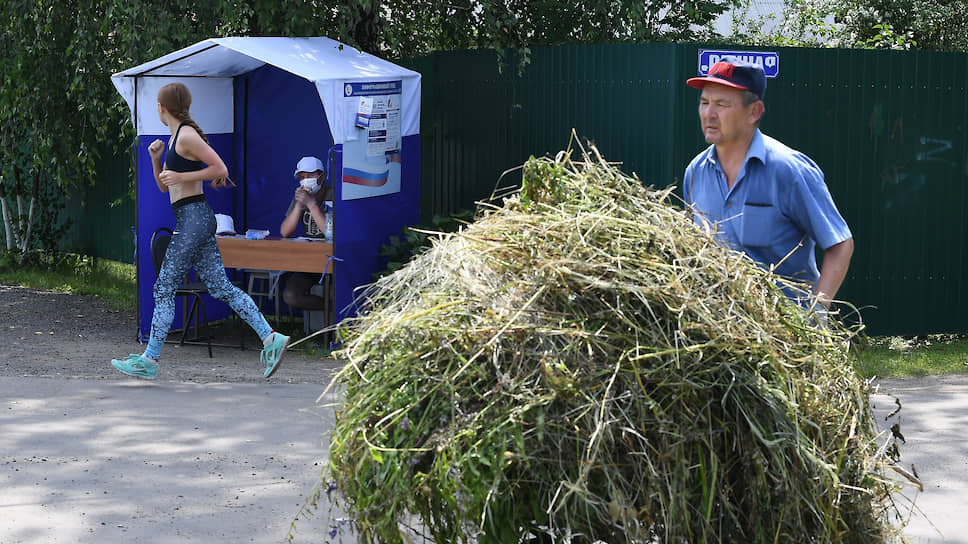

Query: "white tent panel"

xmin=112 ymin=37 xmax=420 ymax=144
xmin=112 ymin=39 xmax=267 ymax=78
xmin=132 ymin=77 xmax=234 ymax=136
xmin=215 ymin=37 xmax=402 ymax=81
xmin=321 ymin=76 xmax=422 ymax=148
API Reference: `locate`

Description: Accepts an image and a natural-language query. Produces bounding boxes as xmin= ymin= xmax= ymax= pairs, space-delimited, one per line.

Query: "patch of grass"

xmin=0 ymin=251 xmax=136 ymax=311
xmin=3 ymin=253 xmax=967 ymax=381
xmin=854 ymin=334 xmax=968 ymax=378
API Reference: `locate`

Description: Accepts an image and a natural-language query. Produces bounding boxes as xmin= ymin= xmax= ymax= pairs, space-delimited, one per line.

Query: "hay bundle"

xmin=327 ymin=142 xmax=900 ymax=543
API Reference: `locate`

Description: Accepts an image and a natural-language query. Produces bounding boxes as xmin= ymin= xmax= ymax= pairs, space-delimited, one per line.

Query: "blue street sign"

xmin=697 ymin=49 xmax=780 ymax=78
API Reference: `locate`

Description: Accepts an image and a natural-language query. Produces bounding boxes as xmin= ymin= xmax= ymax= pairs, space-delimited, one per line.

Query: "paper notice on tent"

xmin=356 ymin=95 xmax=401 ymax=157
xmin=342 ymin=80 xmax=403 ymax=200
xmin=355 ymin=97 xmax=373 ymax=129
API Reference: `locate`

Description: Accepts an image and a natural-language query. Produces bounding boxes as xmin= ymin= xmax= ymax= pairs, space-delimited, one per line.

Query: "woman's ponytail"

xmin=158 ymin=83 xmax=235 ymax=189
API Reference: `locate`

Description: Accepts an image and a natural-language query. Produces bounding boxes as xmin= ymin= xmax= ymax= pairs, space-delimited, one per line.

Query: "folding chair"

xmin=245 ymin=269 xmax=287 ymax=323
xmin=150 ymin=227 xmax=245 ymax=357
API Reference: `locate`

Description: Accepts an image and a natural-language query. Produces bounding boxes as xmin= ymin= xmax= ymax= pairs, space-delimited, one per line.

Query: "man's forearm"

xmin=815 ymin=238 xmax=854 ymax=307
xmin=306 ymin=202 xmax=326 ymax=233
xmin=280 ymin=208 xmax=301 ymax=238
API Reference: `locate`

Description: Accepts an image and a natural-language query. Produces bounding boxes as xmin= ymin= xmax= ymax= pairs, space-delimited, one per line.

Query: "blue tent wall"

xmin=235 ymin=63 xmax=421 ymax=323
xmin=332 ymin=135 xmax=421 ymax=319
xmin=231 ymin=65 xmax=333 ymax=319
xmin=136 ymin=134 xmax=236 ymax=340
xmin=235 ymin=65 xmax=334 ymax=235
xmin=134 ymin=61 xmax=420 ymax=339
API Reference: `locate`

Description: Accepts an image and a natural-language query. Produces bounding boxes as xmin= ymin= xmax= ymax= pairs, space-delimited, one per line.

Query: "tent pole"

xmin=133 ymin=76 xmax=142 ymax=341
xmin=242 ymin=76 xmax=249 ymax=230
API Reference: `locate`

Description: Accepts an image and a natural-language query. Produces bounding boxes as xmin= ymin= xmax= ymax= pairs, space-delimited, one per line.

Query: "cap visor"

xmin=686 ymin=76 xmax=750 ymax=92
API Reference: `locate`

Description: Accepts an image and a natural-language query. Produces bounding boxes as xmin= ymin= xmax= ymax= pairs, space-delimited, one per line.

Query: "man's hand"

xmin=293 ymin=187 xmax=317 ymax=209
xmin=808 ymin=299 xmax=829 ymax=329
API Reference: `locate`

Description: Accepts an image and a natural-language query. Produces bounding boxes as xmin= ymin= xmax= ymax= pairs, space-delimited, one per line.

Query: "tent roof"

xmin=111 ymin=36 xmax=421 ymax=142
xmin=112 ymin=36 xmax=417 ymax=82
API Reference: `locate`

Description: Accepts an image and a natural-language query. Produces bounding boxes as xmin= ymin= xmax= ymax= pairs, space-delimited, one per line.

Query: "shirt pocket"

xmin=740 ymin=203 xmax=777 ymax=248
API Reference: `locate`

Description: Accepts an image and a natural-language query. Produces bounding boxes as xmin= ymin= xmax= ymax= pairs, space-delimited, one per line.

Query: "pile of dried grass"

xmin=325 ymin=141 xmax=903 ymax=543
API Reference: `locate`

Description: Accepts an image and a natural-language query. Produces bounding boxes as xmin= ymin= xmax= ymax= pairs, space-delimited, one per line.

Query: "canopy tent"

xmin=112 ymin=37 xmax=421 ymax=339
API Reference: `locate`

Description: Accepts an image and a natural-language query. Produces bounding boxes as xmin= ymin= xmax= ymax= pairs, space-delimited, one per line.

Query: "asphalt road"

xmin=874 ymin=375 xmax=968 ymax=544
xmin=0 ymin=376 xmax=348 ymax=544
xmin=1 ymin=372 xmax=965 ymax=543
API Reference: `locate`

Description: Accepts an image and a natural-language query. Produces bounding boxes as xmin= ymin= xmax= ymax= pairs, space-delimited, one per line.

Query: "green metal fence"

xmin=67 ymin=43 xmax=968 ymax=335
xmin=406 ymin=43 xmax=968 ymax=336
xmin=62 ymin=146 xmax=136 ymax=263
xmin=0 ymin=144 xmax=134 ymax=263
xmin=407 ymin=44 xmax=690 ymax=223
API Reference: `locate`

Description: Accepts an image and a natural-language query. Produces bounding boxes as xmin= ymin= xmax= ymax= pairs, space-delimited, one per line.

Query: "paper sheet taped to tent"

xmin=342 ymin=80 xmax=403 ymax=200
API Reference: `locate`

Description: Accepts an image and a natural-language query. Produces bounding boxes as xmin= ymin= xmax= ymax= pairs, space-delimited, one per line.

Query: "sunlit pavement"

xmin=3 ymin=374 xmax=966 ymax=543
xmin=874 ymin=375 xmax=968 ymax=544
xmin=0 ymin=377 xmax=346 ymax=544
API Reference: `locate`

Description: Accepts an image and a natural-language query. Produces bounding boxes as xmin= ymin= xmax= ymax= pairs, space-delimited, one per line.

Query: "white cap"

xmin=215 ymin=214 xmax=236 ymax=235
xmin=294 ymin=156 xmax=325 ymax=178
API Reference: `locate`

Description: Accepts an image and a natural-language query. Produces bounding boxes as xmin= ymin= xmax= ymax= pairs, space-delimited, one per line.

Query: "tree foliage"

xmin=0 ymin=0 xmax=740 ymax=190
xmin=0 ymin=0 xmax=738 ymax=254
xmin=724 ymin=0 xmax=968 ymax=51
xmin=826 ymin=0 xmax=968 ymax=51
xmin=356 ymin=0 xmax=740 ymax=59
xmin=724 ymin=0 xmax=840 ymax=47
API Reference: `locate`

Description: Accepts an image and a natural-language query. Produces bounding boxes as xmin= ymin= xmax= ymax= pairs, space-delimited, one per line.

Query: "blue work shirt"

xmin=682 ymin=130 xmax=852 ymax=288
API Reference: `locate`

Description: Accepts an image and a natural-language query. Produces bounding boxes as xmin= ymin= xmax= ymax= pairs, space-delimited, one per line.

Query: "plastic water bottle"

xmin=324 ymin=201 xmax=334 ymax=242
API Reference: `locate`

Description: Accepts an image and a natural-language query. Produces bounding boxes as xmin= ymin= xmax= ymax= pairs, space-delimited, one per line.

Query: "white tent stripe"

xmin=111 ymin=37 xmax=421 ymax=142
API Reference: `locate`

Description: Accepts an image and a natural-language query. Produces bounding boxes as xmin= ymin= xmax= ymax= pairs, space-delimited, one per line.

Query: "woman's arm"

xmin=148 ymin=139 xmax=167 ymax=193
xmin=157 ymin=127 xmax=229 ymax=188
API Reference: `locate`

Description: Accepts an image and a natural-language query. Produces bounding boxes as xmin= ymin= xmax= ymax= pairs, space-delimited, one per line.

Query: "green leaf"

xmin=370 ymin=447 xmax=385 ymax=464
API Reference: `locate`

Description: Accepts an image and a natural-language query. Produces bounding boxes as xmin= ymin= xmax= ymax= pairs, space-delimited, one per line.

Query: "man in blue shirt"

xmin=682 ymin=60 xmax=854 ymax=309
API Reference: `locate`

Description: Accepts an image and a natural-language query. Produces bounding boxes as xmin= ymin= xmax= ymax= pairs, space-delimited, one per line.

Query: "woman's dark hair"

xmin=158 ymin=82 xmax=209 ymax=144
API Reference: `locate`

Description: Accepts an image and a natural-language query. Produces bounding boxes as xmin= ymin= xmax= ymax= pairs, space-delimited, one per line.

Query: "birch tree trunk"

xmin=20 ymin=171 xmax=38 ymax=256
xmin=0 ymin=166 xmax=37 ymax=256
xmin=0 ymin=178 xmax=14 ymax=251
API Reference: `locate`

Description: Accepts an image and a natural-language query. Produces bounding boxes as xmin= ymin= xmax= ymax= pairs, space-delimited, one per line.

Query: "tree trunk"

xmin=20 ymin=170 xmax=38 ymax=256
xmin=351 ymin=0 xmax=384 ymax=55
xmin=0 ymin=164 xmax=38 ymax=256
xmin=0 ymin=178 xmax=13 ymax=251
xmin=14 ymin=165 xmax=26 ymax=246
xmin=16 ymin=194 xmax=25 ymax=247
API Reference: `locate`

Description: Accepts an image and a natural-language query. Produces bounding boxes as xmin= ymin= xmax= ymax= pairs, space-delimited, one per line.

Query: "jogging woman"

xmin=111 ymin=82 xmax=289 ymax=379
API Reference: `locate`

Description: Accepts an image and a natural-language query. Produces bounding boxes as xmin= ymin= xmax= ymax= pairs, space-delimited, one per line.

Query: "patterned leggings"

xmin=145 ymin=198 xmax=272 ymax=360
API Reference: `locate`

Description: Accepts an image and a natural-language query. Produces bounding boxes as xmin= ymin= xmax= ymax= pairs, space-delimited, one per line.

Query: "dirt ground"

xmin=0 ymin=282 xmax=342 ymax=384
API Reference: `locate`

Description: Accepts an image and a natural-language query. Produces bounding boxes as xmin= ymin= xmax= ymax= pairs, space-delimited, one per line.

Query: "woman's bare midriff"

xmin=169 ymin=180 xmax=204 ymax=204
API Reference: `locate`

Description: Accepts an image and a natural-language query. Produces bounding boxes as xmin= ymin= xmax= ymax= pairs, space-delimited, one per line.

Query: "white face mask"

xmin=299 ymin=177 xmax=320 ymax=194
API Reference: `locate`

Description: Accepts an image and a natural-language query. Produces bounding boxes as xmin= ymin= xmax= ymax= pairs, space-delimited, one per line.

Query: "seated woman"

xmin=279 ymin=156 xmax=333 ymax=311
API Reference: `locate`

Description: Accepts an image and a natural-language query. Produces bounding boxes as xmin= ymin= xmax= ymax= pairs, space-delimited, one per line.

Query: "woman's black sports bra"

xmin=164 ymin=123 xmax=206 ymax=173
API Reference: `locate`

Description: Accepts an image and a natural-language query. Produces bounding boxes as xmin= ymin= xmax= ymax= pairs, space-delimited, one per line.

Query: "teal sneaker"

xmin=261 ymin=332 xmax=290 ymax=378
xmin=111 ymin=354 xmax=158 ymax=380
